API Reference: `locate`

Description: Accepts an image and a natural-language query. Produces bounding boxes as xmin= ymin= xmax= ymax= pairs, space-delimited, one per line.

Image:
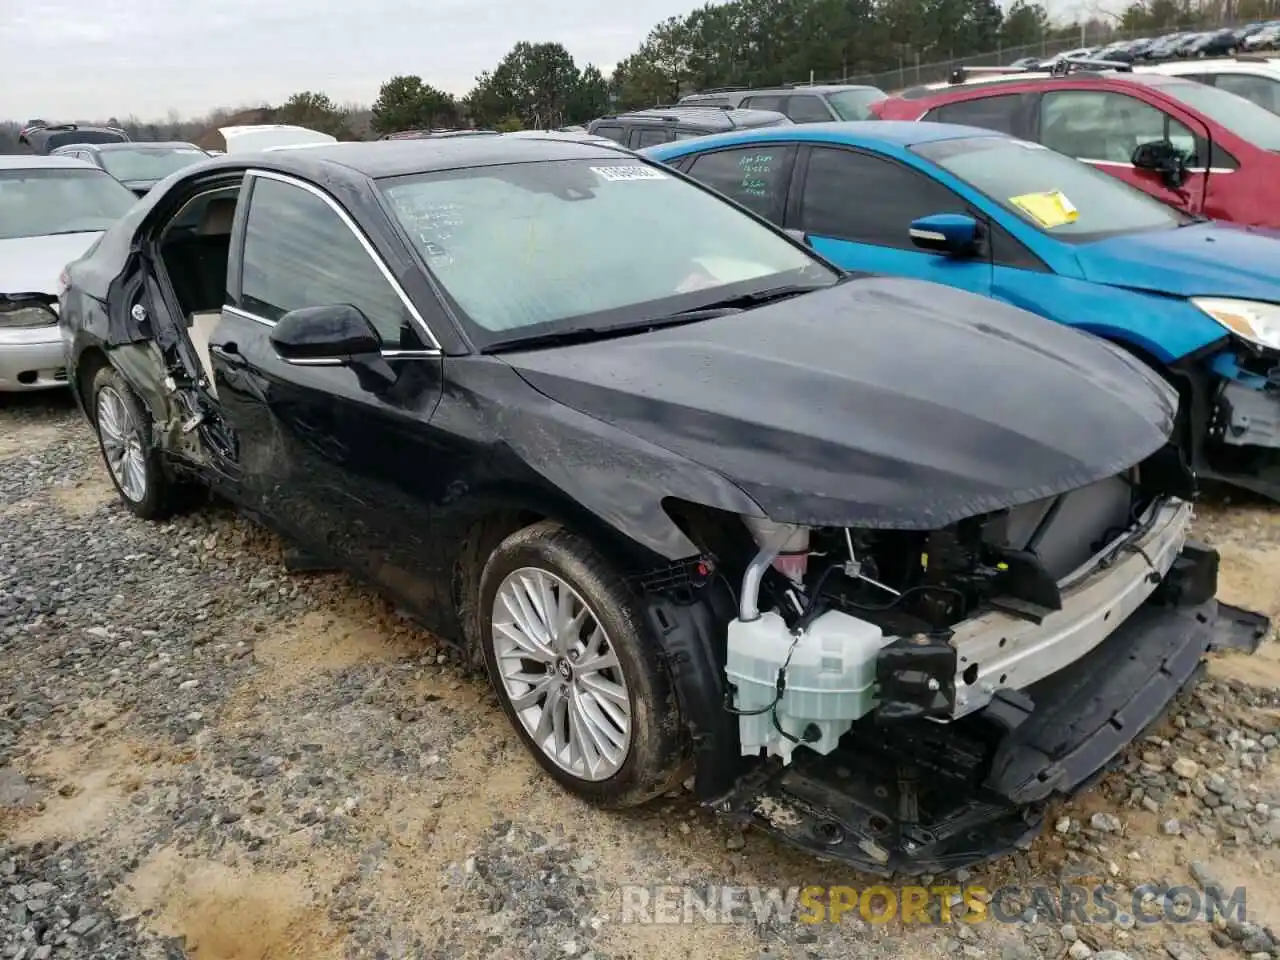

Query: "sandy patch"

xmin=118 ymin=847 xmax=342 ymax=960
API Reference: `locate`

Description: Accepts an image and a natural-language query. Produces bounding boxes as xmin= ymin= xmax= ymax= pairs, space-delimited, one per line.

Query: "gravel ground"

xmin=2 ymin=390 xmax=1280 ymax=960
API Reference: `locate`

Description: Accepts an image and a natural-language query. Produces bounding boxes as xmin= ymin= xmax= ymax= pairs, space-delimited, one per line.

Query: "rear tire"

xmin=477 ymin=521 xmax=688 ymax=808
xmin=91 ymin=365 xmax=177 ymax=521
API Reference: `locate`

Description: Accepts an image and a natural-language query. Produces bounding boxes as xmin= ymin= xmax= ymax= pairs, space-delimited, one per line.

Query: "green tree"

xmin=466 ymin=41 xmax=584 ymax=128
xmin=1000 ymin=0 xmax=1050 ymax=47
xmin=276 ymin=91 xmax=349 ymax=138
xmin=371 ymin=75 xmax=458 ymax=135
xmin=566 ymin=65 xmax=611 ymax=123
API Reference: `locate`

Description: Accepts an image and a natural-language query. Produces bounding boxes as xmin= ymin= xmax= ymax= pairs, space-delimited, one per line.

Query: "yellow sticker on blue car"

xmin=1009 ymin=190 xmax=1079 ymax=228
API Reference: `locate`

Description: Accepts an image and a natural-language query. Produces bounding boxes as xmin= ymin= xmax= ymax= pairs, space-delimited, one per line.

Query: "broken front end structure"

xmin=649 ymin=465 xmax=1270 ymax=875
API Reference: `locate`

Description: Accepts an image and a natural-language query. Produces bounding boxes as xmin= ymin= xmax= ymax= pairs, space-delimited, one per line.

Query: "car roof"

xmin=190 ymin=135 xmax=637 ymax=181
xmin=644 ymin=119 xmax=1008 ymax=154
xmin=901 ymin=68 xmax=1188 ymax=99
xmin=603 ymin=106 xmax=787 ymax=128
xmin=1139 ymin=56 xmax=1280 ymax=77
xmin=685 ymin=84 xmax=878 ymax=97
xmin=0 ymin=154 xmax=99 ymax=170
xmin=90 ymin=141 xmax=204 ymax=152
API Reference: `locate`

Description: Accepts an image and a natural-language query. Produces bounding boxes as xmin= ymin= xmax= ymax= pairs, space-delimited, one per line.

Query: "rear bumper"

xmin=0 ymin=327 xmax=67 ymax=392
xmin=710 ymin=543 xmax=1269 ymax=875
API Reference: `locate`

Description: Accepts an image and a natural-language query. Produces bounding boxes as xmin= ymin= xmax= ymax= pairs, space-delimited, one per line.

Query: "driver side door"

xmin=1035 ymin=89 xmax=1210 ymax=215
xmin=787 ymin=145 xmax=994 ymax=296
xmin=206 ymin=170 xmax=447 ymax=591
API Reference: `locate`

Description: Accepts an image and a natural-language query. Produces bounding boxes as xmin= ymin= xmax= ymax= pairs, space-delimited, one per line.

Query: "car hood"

xmin=504 ymin=276 xmax=1178 ymax=530
xmin=1076 ymin=222 xmax=1280 ymax=300
xmin=0 ymin=232 xmax=102 ymax=296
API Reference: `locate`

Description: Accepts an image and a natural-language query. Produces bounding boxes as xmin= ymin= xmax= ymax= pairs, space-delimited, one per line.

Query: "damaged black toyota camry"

xmin=58 ymin=136 xmax=1269 ymax=874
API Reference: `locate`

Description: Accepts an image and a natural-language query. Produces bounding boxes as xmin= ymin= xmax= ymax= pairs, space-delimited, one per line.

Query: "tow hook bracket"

xmin=874 ymin=633 xmax=957 ymax=722
xmin=1152 ymin=539 xmax=1218 ymax=607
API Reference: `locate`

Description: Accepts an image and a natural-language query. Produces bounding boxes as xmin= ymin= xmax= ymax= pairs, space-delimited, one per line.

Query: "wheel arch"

xmin=448 ymin=488 xmax=676 ymax=668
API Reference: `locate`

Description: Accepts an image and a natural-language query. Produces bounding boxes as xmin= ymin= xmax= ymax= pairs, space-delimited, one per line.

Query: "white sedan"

xmin=0 ymin=155 xmax=137 ymax=391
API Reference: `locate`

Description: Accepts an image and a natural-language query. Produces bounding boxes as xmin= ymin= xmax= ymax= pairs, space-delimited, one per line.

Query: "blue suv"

xmin=644 ymin=122 xmax=1280 ymax=501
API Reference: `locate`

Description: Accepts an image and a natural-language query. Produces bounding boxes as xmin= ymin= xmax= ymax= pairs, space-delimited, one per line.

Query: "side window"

xmin=925 ymin=94 xmax=1031 ymax=136
xmin=786 ymin=95 xmax=833 ymax=123
xmin=673 ymin=129 xmax=705 ymax=140
xmin=239 ymin=176 xmax=413 ymax=345
xmin=1039 ymin=90 xmax=1197 ymax=164
xmin=684 ymin=144 xmax=796 ymax=222
xmin=633 ymin=128 xmax=674 ymax=148
xmin=799 ymin=146 xmax=969 ymax=249
xmin=742 ymin=94 xmax=787 ymax=112
xmin=1214 ymin=73 xmax=1280 ymax=115
xmin=592 ymin=125 xmax=626 ymax=144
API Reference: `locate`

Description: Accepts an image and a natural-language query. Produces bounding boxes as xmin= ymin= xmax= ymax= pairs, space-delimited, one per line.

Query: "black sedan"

xmin=57 ymin=136 xmax=1267 ymax=873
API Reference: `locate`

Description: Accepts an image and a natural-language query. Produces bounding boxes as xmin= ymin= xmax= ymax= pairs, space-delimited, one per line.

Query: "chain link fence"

xmin=786 ymin=20 xmax=1252 ymax=94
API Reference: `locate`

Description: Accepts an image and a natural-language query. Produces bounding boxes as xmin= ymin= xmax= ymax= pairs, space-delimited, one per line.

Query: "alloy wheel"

xmin=97 ymin=386 xmax=148 ymax=503
xmin=491 ymin=567 xmax=632 ymax=781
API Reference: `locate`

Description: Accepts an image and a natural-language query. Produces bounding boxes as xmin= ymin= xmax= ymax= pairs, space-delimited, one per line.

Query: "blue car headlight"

xmin=1191 ymin=297 xmax=1280 ymax=351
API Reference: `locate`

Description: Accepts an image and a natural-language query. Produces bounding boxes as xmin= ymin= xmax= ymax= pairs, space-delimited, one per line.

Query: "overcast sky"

xmin=2 ymin=0 xmax=717 ymax=121
xmin=4 ymin=0 xmax=1096 ymax=122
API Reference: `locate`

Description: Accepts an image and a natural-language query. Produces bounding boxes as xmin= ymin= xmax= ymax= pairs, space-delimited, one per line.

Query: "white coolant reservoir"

xmin=725 ymin=609 xmax=888 ymax=765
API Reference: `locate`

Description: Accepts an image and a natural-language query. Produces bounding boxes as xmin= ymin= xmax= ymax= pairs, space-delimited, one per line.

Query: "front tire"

xmin=478 ymin=521 xmax=688 ymax=808
xmin=91 ymin=365 xmax=176 ymax=520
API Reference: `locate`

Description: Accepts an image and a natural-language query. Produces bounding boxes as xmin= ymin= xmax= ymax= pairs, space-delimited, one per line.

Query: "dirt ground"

xmin=2 ymin=391 xmax=1279 ymax=960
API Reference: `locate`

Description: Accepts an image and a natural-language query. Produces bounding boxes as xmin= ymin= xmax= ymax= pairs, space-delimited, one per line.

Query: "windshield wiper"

xmin=483 ymin=284 xmax=826 ymax=354
xmin=484 ymin=314 xmax=716 ymax=353
xmin=679 ymin=283 xmax=822 ymax=312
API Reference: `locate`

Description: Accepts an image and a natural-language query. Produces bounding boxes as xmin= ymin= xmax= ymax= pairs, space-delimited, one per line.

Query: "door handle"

xmin=210 ymin=342 xmax=239 ymax=358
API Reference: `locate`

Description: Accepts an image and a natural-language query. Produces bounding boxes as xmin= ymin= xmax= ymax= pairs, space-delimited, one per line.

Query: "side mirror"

xmin=908 ymin=213 xmax=981 ymax=256
xmin=269 ymin=304 xmax=381 ymax=363
xmin=1131 ymin=139 xmax=1187 ymax=188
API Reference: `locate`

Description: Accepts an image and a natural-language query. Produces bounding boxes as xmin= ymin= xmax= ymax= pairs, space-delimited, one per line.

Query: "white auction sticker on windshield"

xmin=590 ymin=165 xmax=668 ymax=181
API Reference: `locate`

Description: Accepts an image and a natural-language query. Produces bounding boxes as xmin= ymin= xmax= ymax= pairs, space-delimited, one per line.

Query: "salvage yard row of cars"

xmin=0 ymin=79 xmax=1275 ymax=873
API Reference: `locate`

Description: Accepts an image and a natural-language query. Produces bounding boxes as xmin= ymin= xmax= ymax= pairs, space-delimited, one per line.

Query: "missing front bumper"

xmin=711 ymin=545 xmax=1270 ymax=876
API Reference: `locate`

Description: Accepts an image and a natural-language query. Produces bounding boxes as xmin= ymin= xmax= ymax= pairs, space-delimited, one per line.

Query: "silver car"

xmin=0 ymin=156 xmax=137 ymax=391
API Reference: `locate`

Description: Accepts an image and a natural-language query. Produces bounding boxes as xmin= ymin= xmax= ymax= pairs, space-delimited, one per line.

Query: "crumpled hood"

xmin=0 ymin=232 xmax=102 ymax=296
xmin=504 ymin=276 xmax=1178 ymax=529
xmin=1076 ymin=222 xmax=1280 ymax=301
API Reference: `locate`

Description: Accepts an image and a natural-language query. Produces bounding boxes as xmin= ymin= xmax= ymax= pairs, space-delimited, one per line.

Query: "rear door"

xmin=922 ymin=92 xmax=1039 ymax=138
xmin=205 ymin=170 xmax=448 ymax=591
xmin=1032 ymin=88 xmax=1211 ymax=215
xmin=787 ymin=145 xmax=993 ymax=295
xmin=784 ymin=94 xmax=836 ymax=123
xmin=630 ymin=127 xmax=674 ymax=149
xmin=682 ymin=143 xmax=798 ymax=225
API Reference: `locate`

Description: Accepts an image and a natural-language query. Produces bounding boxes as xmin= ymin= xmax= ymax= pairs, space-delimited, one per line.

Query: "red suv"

xmin=873 ymin=67 xmax=1280 ymax=228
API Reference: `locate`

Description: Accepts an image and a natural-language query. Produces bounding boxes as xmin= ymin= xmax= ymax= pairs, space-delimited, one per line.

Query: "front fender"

xmin=994 ymin=268 xmax=1228 ymax=364
xmin=447 ymin=359 xmax=768 ymax=564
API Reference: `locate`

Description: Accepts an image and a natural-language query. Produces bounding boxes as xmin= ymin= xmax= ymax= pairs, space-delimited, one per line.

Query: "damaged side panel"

xmin=99 ymin=268 xmax=234 ymax=474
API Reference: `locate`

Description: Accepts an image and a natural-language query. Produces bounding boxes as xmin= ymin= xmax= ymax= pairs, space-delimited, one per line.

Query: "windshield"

xmin=828 ymin=88 xmax=888 ymax=120
xmin=98 ymin=146 xmax=206 ymax=182
xmin=379 ymin=158 xmax=836 ymax=347
xmin=0 ymin=168 xmax=138 ymax=240
xmin=1155 ymin=79 xmax=1280 ymax=149
xmin=912 ymin=136 xmax=1189 ymax=241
